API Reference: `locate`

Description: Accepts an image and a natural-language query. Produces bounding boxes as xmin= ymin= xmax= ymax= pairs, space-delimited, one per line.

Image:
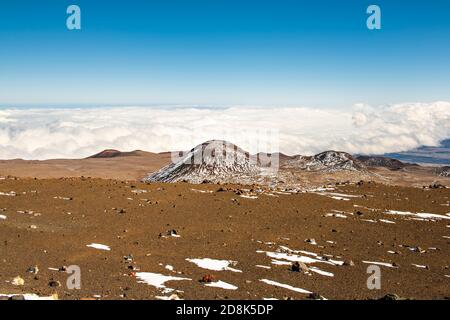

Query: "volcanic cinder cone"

xmin=143 ymin=140 xmax=261 ymax=184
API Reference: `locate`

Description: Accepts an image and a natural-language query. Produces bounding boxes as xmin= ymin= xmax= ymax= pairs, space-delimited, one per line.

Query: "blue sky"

xmin=1 ymin=0 xmax=450 ymax=107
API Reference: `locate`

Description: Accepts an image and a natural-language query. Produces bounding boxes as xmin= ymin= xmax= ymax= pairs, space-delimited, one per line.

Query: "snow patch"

xmin=186 ymin=258 xmax=242 ymax=272
xmin=362 ymin=261 xmax=396 ymax=268
xmin=386 ymin=210 xmax=450 ymax=221
xmin=255 ymin=265 xmax=271 ymax=269
xmin=0 ymin=191 xmax=16 ymax=197
xmin=379 ymin=219 xmax=396 ymax=224
xmin=0 ymin=293 xmax=58 ymax=300
xmin=136 ymin=272 xmax=191 ymax=290
xmin=86 ymin=243 xmax=111 ymax=251
xmin=260 ymin=279 xmax=311 ymax=294
xmin=258 ymin=247 xmax=344 ymax=266
xmin=309 ymin=266 xmax=334 ymax=277
xmin=204 ymin=280 xmax=238 ymax=290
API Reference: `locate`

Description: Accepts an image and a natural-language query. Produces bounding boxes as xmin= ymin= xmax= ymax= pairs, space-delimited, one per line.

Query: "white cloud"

xmin=0 ymin=102 xmax=449 ymax=160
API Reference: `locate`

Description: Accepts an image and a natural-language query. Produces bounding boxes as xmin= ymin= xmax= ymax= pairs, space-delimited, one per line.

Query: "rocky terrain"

xmin=0 ymin=178 xmax=449 ymax=300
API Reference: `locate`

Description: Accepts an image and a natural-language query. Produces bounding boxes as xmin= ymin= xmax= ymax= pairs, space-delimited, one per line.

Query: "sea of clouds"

xmin=0 ymin=101 xmax=449 ymax=160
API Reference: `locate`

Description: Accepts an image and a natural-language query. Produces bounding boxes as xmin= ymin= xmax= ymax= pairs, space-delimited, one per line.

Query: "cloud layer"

xmin=0 ymin=102 xmax=449 ymax=160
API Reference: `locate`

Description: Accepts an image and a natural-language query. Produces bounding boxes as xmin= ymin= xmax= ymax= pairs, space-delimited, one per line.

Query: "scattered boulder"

xmin=49 ymin=280 xmax=61 ymax=287
xmin=429 ymin=183 xmax=446 ymax=189
xmin=305 ymin=238 xmax=317 ymax=245
xmin=411 ymin=246 xmax=426 ymax=253
xmin=200 ymin=274 xmax=215 ymax=283
xmin=12 ymin=276 xmax=24 ymax=286
xmin=343 ymin=260 xmax=355 ymax=267
xmin=378 ymin=293 xmax=405 ymax=300
xmin=26 ymin=265 xmax=39 ymax=274
xmin=291 ymin=261 xmax=309 ymax=273
xmin=308 ymin=292 xmax=326 ymax=300
xmin=159 ymin=229 xmax=179 ymax=238
xmin=164 ymin=293 xmax=182 ymax=300
xmin=123 ymin=254 xmax=133 ymax=263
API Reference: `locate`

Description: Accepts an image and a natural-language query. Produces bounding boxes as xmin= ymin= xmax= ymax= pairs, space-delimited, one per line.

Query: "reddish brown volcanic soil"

xmin=0 ymin=151 xmax=172 ymax=180
xmin=0 ymin=178 xmax=449 ymax=300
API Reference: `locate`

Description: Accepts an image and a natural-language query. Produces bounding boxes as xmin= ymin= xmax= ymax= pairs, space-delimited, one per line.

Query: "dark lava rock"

xmin=49 ymin=280 xmax=61 ymax=287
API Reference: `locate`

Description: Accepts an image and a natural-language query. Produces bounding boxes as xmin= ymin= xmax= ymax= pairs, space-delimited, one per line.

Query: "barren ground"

xmin=0 ymin=177 xmax=449 ymax=300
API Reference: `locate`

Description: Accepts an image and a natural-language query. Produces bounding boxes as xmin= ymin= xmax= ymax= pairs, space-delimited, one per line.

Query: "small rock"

xmin=200 ymin=274 xmax=215 ymax=283
xmin=343 ymin=260 xmax=355 ymax=267
xmin=291 ymin=261 xmax=309 ymax=273
xmin=26 ymin=265 xmax=39 ymax=274
xmin=123 ymin=255 xmax=133 ymax=263
xmin=411 ymin=246 xmax=426 ymax=253
xmin=378 ymin=293 xmax=404 ymax=300
xmin=12 ymin=276 xmax=24 ymax=286
xmin=168 ymin=229 xmax=178 ymax=237
xmin=308 ymin=292 xmax=326 ymax=300
xmin=159 ymin=229 xmax=179 ymax=238
xmin=49 ymin=280 xmax=61 ymax=287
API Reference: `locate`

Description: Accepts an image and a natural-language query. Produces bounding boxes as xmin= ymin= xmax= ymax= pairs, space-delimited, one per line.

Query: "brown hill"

xmin=87 ymin=149 xmax=144 ymax=159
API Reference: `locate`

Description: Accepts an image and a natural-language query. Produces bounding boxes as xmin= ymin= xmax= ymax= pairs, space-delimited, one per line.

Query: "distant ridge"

xmin=87 ymin=149 xmax=143 ymax=159
xmin=283 ymin=151 xmax=366 ymax=172
xmin=85 ymin=141 xmax=449 ymax=186
xmin=356 ymin=155 xmax=412 ymax=170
